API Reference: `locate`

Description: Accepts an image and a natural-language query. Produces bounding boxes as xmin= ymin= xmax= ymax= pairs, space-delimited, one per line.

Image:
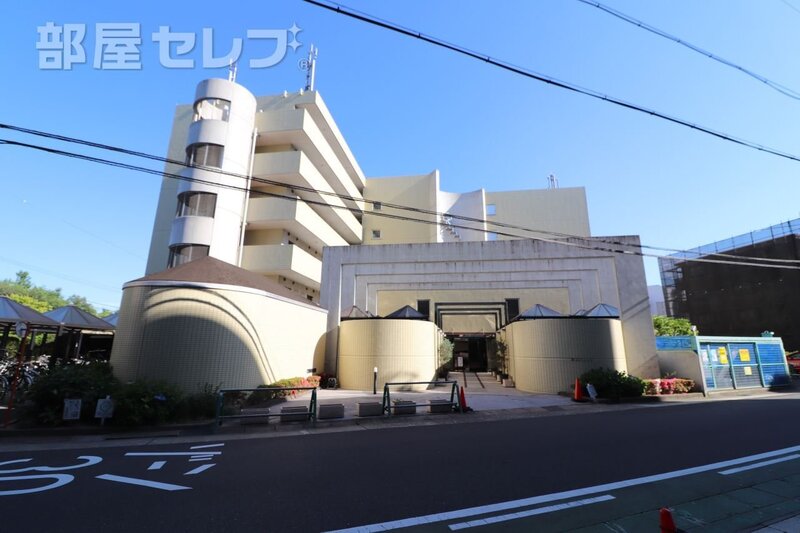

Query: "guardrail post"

xmin=216 ymin=390 xmax=224 ymax=426
xmin=382 ymin=383 xmax=390 ymax=415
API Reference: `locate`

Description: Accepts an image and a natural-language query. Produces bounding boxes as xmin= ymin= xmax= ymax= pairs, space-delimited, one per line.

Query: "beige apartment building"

xmin=111 ymin=77 xmax=657 ymax=394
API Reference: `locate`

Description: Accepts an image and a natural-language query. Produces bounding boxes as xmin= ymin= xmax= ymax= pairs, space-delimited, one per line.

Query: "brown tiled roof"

xmin=129 ymin=257 xmax=317 ymax=307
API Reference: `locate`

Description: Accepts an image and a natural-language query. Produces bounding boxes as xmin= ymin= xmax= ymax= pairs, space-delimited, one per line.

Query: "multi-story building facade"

xmin=659 ymin=219 xmax=800 ymax=351
xmin=113 ymin=77 xmax=658 ymax=393
xmin=145 ymin=79 xmax=592 ymax=304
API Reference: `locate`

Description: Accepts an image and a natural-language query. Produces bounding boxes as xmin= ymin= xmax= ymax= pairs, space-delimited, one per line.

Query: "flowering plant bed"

xmin=644 ymin=378 xmax=695 ymax=395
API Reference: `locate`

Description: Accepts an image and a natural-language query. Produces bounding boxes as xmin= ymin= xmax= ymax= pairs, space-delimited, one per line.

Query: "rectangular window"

xmin=372 ymin=229 xmax=381 ymax=239
xmin=417 ymin=300 xmax=430 ymax=320
xmin=186 ymin=143 xmax=224 ymax=168
xmin=176 ymin=191 xmax=217 ymax=218
xmin=506 ymin=298 xmax=520 ymax=321
xmin=168 ymin=244 xmax=210 ymax=268
xmin=193 ymin=98 xmax=231 ymax=122
xmin=487 ymin=232 xmax=498 ymax=241
xmin=486 ymin=204 xmax=496 ymax=216
xmin=373 ymin=201 xmax=382 ymax=211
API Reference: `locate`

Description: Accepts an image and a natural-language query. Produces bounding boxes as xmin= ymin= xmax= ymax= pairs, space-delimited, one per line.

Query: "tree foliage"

xmin=0 ymin=271 xmax=112 ymax=316
xmin=653 ymin=315 xmax=697 ymax=336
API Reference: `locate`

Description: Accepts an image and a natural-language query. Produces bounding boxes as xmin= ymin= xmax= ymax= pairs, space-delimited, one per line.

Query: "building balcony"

xmin=246 ymin=196 xmax=347 ymax=250
xmin=241 ymin=243 xmax=321 ymax=290
xmin=251 ymin=151 xmax=362 ymax=244
xmin=255 ymin=108 xmax=365 ymax=211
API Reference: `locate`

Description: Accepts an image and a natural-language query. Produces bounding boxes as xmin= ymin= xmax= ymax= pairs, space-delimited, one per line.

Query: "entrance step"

xmin=452 ymin=372 xmax=508 ymax=393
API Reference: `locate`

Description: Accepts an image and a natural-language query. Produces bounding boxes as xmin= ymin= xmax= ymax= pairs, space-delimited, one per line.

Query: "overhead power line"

xmin=576 ymin=0 xmax=800 ymax=100
xmin=2 ymin=122 xmax=799 ymax=266
xmin=3 ymin=137 xmax=800 ymax=272
xmin=303 ymin=0 xmax=800 ymax=165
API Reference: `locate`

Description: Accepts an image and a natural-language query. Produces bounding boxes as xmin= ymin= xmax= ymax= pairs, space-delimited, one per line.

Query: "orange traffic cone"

xmin=573 ymin=378 xmax=584 ymax=402
xmin=659 ymin=507 xmax=678 ymax=533
xmin=459 ymin=386 xmax=468 ymax=412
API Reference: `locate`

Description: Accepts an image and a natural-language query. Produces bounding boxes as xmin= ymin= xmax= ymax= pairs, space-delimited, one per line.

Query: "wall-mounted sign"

xmin=718 ymin=347 xmax=729 ymax=365
xmin=739 ymin=349 xmax=751 ymax=362
xmin=655 ymin=337 xmax=694 ymax=351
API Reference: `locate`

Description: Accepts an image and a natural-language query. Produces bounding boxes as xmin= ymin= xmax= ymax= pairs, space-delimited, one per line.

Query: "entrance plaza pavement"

xmin=4 ymin=383 xmax=800 ymax=531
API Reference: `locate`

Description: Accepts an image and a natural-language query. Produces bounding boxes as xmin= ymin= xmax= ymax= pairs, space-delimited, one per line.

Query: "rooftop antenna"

xmin=547 ymin=174 xmax=559 ymax=189
xmin=228 ymin=59 xmax=238 ymax=83
xmin=304 ymin=44 xmax=318 ymax=91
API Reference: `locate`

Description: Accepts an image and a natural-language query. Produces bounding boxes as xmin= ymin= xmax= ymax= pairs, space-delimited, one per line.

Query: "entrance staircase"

xmin=451 ymin=371 xmax=508 ymax=394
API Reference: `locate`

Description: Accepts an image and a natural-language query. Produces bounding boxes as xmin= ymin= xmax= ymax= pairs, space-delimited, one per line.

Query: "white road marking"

xmin=0 ymin=474 xmax=75 ymax=496
xmin=324 ymin=444 xmax=800 ymax=533
xmin=95 ymin=474 xmax=190 ymax=491
xmin=147 ymin=461 xmax=167 ymax=471
xmin=718 ymin=454 xmax=800 ymax=475
xmin=184 ymin=464 xmax=215 ymax=476
xmin=124 ymin=452 xmax=221 ymax=457
xmin=189 ymin=456 xmax=214 ymax=462
xmin=447 ymin=495 xmax=615 ymax=530
xmin=0 ymin=456 xmax=102 ymax=474
xmin=190 ymin=443 xmax=225 ymax=449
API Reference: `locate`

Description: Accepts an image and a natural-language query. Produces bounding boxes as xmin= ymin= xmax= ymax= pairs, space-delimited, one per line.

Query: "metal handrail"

xmin=381 ymin=380 xmax=461 ymax=415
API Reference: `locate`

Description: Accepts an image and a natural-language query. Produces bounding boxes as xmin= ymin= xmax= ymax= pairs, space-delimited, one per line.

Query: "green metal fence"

xmin=215 ymin=386 xmax=318 ymax=426
xmin=381 ymin=381 xmax=462 ymax=415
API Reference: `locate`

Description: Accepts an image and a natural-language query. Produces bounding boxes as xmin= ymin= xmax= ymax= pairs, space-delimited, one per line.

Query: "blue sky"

xmin=2 ymin=0 xmax=799 ymax=311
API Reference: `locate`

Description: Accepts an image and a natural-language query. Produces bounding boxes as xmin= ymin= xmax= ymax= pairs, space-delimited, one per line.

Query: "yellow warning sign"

xmin=744 ymin=366 xmax=753 ymax=376
xmin=739 ymin=349 xmax=751 ymax=362
xmin=718 ymin=347 xmax=728 ymax=365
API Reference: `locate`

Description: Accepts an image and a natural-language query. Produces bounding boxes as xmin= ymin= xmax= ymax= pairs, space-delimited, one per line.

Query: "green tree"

xmin=67 ymin=295 xmax=96 ymax=314
xmin=0 ymin=271 xmax=111 ymax=316
xmin=7 ymin=293 xmax=52 ymax=313
xmin=653 ymin=315 xmax=697 ymax=336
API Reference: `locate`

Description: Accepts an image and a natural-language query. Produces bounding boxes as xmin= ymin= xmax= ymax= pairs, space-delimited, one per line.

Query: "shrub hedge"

xmin=579 ymin=367 xmax=645 ymax=399
xmin=25 ymin=362 xmax=218 ymax=426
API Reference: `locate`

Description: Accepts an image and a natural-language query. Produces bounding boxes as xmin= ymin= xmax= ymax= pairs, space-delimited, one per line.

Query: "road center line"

xmin=324 ymin=444 xmax=800 ymax=533
xmin=190 ymin=443 xmax=225 ymax=449
xmin=447 ymin=495 xmax=616 ymax=530
xmin=95 ymin=474 xmax=191 ymax=491
xmin=718 ymin=454 xmax=800 ymax=475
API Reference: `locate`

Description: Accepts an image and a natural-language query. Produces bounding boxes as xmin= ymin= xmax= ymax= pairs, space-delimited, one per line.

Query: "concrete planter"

xmin=239 ymin=408 xmax=271 ymax=425
xmin=392 ymin=400 xmax=416 ymax=415
xmin=502 ymin=378 xmax=515 ymax=388
xmin=429 ymin=399 xmax=452 ymax=414
xmin=317 ymin=403 xmax=345 ymax=420
xmin=357 ymin=402 xmax=383 ymax=417
xmin=280 ymin=406 xmax=309 ymax=422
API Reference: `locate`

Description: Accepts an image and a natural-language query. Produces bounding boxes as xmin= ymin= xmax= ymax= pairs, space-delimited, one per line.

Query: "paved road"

xmin=2 ymin=395 xmax=800 ymax=532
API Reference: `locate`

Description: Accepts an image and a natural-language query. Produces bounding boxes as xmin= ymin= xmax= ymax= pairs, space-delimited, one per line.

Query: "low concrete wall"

xmin=656 ymin=350 xmax=706 ymax=394
xmin=338 ymin=319 xmax=439 ymax=391
xmin=506 ymin=318 xmax=627 ymax=394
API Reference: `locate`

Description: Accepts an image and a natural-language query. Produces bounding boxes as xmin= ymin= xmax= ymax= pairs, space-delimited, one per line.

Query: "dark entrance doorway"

xmin=450 ymin=335 xmax=489 ymax=371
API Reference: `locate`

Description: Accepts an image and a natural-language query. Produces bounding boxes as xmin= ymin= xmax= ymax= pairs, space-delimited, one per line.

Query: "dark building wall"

xmin=663 ymin=234 xmax=800 ymax=351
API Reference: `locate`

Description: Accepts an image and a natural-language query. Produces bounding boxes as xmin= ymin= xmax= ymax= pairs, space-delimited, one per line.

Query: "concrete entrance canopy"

xmin=321 ymin=237 xmax=659 ymax=383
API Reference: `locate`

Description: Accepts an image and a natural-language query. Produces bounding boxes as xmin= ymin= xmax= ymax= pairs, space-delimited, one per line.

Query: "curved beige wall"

xmin=506 ymin=318 xmax=626 ymax=394
xmin=110 ymin=284 xmax=327 ymax=392
xmin=338 ymin=319 xmax=439 ymax=391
